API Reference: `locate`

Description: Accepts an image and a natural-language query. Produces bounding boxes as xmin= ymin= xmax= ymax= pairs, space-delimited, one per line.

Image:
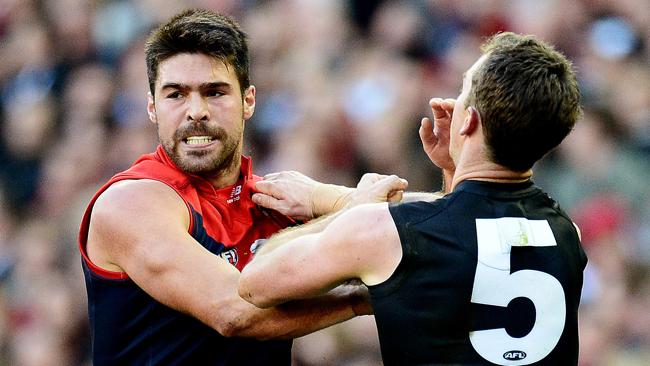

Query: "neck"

xmin=198 ymin=151 xmax=243 ymax=189
xmin=450 ymin=161 xmax=532 ymax=192
xmin=207 ymin=161 xmax=241 ymax=189
xmin=449 ymin=138 xmax=533 ymax=191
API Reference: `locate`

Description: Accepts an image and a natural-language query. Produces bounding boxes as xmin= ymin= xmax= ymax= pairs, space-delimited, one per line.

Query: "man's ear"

xmin=147 ymin=92 xmax=157 ymax=124
xmin=460 ymin=106 xmax=481 ymax=136
xmin=242 ymin=85 xmax=256 ymax=120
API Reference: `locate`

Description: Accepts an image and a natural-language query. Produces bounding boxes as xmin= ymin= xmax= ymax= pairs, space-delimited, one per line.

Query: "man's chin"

xmin=164 ymin=140 xmax=239 ymax=175
xmin=174 ymin=151 xmax=238 ymax=176
xmin=178 ymin=159 xmax=220 ymax=174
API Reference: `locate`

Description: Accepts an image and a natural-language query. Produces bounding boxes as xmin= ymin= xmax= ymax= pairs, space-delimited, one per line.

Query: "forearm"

xmin=255 ymin=191 xmax=437 ymax=264
xmin=232 ymin=284 xmax=370 ymax=340
xmin=255 ymin=210 xmax=343 ymax=256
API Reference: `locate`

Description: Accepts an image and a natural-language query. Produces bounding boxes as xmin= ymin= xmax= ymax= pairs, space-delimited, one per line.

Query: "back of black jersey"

xmin=369 ymin=180 xmax=587 ymax=365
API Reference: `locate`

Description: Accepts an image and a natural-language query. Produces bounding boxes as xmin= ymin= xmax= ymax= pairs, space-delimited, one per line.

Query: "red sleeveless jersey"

xmin=78 ymin=145 xmax=294 ymax=365
xmin=80 ymin=145 xmax=293 ymax=277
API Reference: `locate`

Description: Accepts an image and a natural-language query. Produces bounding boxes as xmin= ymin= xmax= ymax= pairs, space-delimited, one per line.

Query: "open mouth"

xmin=184 ymin=136 xmax=214 ymax=145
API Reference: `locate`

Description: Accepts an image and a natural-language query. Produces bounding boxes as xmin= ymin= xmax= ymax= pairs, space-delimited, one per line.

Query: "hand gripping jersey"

xmin=78 ymin=146 xmax=294 ymax=366
xmin=369 ymin=180 xmax=587 ymax=366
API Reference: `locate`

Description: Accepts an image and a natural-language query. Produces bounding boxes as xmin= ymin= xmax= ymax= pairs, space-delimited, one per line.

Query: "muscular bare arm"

xmin=252 ymin=172 xmax=412 ymax=259
xmin=86 ymin=179 xmax=366 ymax=340
xmin=239 ymin=203 xmax=402 ymax=309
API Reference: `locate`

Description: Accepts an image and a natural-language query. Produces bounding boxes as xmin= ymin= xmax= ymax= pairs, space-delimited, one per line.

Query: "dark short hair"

xmin=144 ymin=9 xmax=250 ymax=97
xmin=466 ymin=32 xmax=581 ymax=171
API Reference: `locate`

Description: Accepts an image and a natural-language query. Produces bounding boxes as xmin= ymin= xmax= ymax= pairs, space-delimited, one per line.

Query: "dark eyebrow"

xmin=160 ymin=82 xmax=187 ymax=91
xmin=160 ymin=82 xmax=232 ymax=90
xmin=200 ymin=82 xmax=231 ymax=90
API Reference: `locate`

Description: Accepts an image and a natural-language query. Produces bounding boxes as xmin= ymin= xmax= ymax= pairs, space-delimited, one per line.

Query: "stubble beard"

xmin=159 ymin=123 xmax=242 ymax=177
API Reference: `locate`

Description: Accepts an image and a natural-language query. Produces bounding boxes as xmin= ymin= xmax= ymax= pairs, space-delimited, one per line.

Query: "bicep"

xmin=241 ymin=203 xmax=401 ymax=307
xmin=89 ymin=181 xmax=240 ymax=322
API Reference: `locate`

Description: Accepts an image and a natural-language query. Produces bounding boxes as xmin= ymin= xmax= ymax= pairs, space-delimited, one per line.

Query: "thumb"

xmin=387 ymin=190 xmax=404 ymax=203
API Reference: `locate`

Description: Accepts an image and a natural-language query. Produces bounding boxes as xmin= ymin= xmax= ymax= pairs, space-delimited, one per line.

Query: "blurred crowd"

xmin=0 ymin=0 xmax=649 ymax=365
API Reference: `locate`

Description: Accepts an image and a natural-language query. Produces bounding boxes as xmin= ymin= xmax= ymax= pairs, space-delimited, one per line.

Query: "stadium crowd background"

xmin=0 ymin=0 xmax=649 ymax=365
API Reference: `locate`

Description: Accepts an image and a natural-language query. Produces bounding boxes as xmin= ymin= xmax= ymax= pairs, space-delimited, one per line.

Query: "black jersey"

xmin=369 ymin=180 xmax=587 ymax=365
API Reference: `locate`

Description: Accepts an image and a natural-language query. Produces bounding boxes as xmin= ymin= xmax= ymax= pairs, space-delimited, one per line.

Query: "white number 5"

xmin=470 ymin=218 xmax=565 ymax=365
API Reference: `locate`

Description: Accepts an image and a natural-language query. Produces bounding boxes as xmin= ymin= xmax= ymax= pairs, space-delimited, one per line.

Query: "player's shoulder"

xmin=389 ymin=193 xmax=453 ymax=225
xmin=99 ymin=179 xmax=177 ymax=204
xmin=93 ymin=179 xmax=187 ymax=224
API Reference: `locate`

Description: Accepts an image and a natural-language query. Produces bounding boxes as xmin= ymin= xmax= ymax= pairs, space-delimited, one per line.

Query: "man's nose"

xmin=187 ymin=93 xmax=210 ymax=122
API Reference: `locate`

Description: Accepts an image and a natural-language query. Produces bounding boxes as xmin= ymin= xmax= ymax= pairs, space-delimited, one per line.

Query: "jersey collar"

xmin=154 ymin=145 xmax=254 ymax=202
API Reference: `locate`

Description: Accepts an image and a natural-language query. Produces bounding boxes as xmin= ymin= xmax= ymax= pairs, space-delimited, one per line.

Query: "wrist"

xmin=442 ymin=169 xmax=455 ymax=193
xmin=311 ymin=184 xmax=355 ymax=217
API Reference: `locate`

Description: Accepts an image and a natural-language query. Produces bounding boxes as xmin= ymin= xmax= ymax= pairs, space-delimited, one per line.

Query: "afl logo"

xmin=503 ymin=351 xmax=526 ymax=361
xmin=220 ymin=248 xmax=238 ymax=266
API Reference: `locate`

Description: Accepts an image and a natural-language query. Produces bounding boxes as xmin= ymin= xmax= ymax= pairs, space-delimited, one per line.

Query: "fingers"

xmin=357 ymin=173 xmax=407 ymax=189
xmin=254 ymin=180 xmax=284 ymax=198
xmin=442 ymin=98 xmax=455 ymax=112
xmin=251 ymin=193 xmax=282 ymax=211
xmin=387 ymin=190 xmax=404 ymax=203
xmin=379 ymin=177 xmax=407 ymax=204
xmin=253 ymin=192 xmax=310 ymax=219
xmin=255 ymin=170 xmax=316 ymax=220
xmin=262 ymin=171 xmax=297 ymax=182
xmin=358 ymin=172 xmax=380 ymax=183
xmin=364 ymin=174 xmax=408 ymax=201
xmin=352 ymin=173 xmax=408 ymax=205
xmin=373 ymin=175 xmax=408 ymax=195
xmin=261 ymin=172 xmax=280 ymax=181
xmin=429 ymin=98 xmax=456 ymax=120
xmin=263 ymin=170 xmax=314 ymax=182
xmin=429 ymin=97 xmax=455 ymax=109
xmin=429 ymin=98 xmax=449 ymax=120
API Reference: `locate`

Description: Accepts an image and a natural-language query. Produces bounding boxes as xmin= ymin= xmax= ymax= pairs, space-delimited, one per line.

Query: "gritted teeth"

xmin=185 ymin=136 xmax=214 ymax=145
